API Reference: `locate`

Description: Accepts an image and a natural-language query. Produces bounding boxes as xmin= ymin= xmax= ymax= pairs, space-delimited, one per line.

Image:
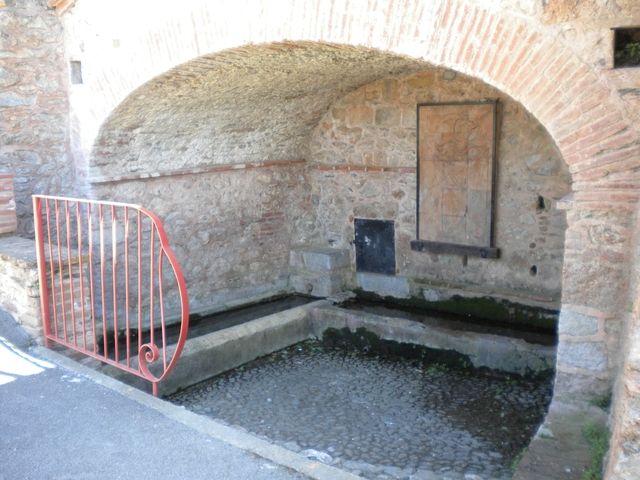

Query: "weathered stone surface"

xmin=0 ymin=67 xmax=19 ymax=88
xmin=289 ymin=246 xmax=352 ymax=296
xmin=558 ymin=309 xmax=600 ymax=337
xmin=96 ymin=165 xmax=312 ymax=314
xmin=356 ymin=273 xmax=410 ymax=299
xmin=0 ymin=236 xmax=41 ymax=336
xmin=0 ymin=174 xmax=17 ymax=235
xmin=4 ymin=1 xmax=640 ymax=476
xmin=311 ymin=305 xmax=555 ymax=375
xmin=307 ymin=71 xmax=571 ymax=301
xmin=290 ymin=247 xmax=350 ymax=272
xmin=91 ymin=43 xmax=425 ymax=179
xmin=290 ymin=271 xmax=350 ymax=298
xmin=0 ymin=92 xmax=35 ymax=107
xmin=0 ymin=0 xmax=72 ymax=234
xmin=557 ymin=341 xmax=608 ymax=372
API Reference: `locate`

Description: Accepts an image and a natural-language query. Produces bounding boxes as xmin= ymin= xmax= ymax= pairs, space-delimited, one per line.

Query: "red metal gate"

xmin=33 ymin=195 xmax=189 ymax=396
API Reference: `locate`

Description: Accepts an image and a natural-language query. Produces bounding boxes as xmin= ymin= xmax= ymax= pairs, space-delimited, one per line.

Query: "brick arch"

xmin=83 ymin=0 xmax=638 ymax=189
xmin=80 ymin=0 xmax=639 ymax=401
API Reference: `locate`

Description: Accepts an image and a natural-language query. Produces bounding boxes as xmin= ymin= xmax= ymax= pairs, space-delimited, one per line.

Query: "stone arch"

xmin=74 ymin=0 xmax=640 ymax=403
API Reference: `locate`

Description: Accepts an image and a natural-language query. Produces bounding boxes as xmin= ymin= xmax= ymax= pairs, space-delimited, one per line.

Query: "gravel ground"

xmin=169 ymin=340 xmax=553 ymax=480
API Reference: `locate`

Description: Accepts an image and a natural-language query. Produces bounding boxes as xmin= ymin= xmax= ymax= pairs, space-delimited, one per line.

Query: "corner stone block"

xmin=557 ymin=340 xmax=608 ymax=372
xmin=290 ymin=271 xmax=350 ymax=297
xmin=356 ymin=272 xmax=410 ymax=299
xmin=558 ymin=309 xmax=600 ymax=336
xmin=290 ymin=247 xmax=350 ymax=272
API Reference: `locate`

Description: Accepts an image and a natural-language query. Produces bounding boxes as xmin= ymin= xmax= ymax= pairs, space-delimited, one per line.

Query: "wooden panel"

xmin=417 ymin=101 xmax=496 ymax=250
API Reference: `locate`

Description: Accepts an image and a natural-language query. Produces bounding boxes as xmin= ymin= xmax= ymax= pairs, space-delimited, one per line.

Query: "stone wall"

xmin=306 ymin=69 xmax=571 ymax=304
xmin=0 ymin=0 xmax=73 ymax=234
xmin=92 ymin=163 xmax=314 ymax=314
xmin=89 ymin=43 xmax=424 ymax=180
xmin=607 ymin=199 xmax=640 ymax=479
xmin=0 ymin=236 xmax=41 ymax=337
xmin=0 ymin=173 xmax=17 ymax=234
xmin=3 ymin=1 xmax=639 ymax=476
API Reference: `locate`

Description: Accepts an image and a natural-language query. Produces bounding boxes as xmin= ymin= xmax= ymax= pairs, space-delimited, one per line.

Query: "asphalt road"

xmin=0 ymin=312 xmax=307 ymax=480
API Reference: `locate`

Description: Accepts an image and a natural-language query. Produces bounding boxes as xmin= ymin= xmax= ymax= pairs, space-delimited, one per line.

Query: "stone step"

xmin=289 ymin=247 xmax=350 ymax=272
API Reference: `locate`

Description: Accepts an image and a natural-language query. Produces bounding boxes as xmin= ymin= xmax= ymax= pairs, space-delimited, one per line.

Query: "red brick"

xmin=572 ymin=147 xmax=640 ymax=179
xmin=456 ymin=7 xmax=480 ymax=65
xmin=563 ymin=125 xmax=630 ymax=156
xmin=511 ymin=41 xmax=558 ymax=93
xmin=476 ymin=18 xmax=504 ymax=74
xmin=438 ymin=2 xmax=465 ymax=64
xmin=500 ymin=32 xmax=540 ymax=87
xmin=469 ymin=13 xmax=495 ymax=72
xmin=536 ymin=60 xmax=585 ymax=119
xmin=463 ymin=10 xmax=488 ymax=66
xmin=526 ymin=55 xmax=571 ymax=111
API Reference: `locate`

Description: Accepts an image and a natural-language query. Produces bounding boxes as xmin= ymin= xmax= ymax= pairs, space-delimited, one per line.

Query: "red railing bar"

xmin=158 ymin=250 xmax=167 ymax=370
xmin=137 ymin=210 xmax=142 ymax=354
xmin=34 ymin=194 xmax=190 ymax=396
xmin=98 ymin=204 xmax=108 ymax=358
xmin=140 ymin=207 xmax=190 ymax=382
xmin=124 ymin=206 xmax=131 ymax=368
xmin=87 ymin=203 xmax=97 ymax=354
xmin=54 ymin=199 xmax=68 ymax=342
xmin=76 ymin=202 xmax=87 ymax=350
xmin=64 ymin=201 xmax=78 ymax=346
xmin=33 ymin=197 xmax=52 ymax=347
xmin=35 ymin=194 xmax=144 ymax=210
xmin=111 ymin=205 xmax=119 ymax=363
xmin=44 ymin=199 xmax=58 ymax=339
xmin=149 ymin=224 xmax=155 ymax=349
xmin=45 ymin=335 xmax=149 ymax=377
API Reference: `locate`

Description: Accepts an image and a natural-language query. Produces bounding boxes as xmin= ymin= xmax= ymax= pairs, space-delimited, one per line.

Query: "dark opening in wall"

xmin=613 ymin=27 xmax=640 ymax=68
xmin=70 ymin=60 xmax=83 ymax=84
xmin=354 ymin=219 xmax=396 ymax=275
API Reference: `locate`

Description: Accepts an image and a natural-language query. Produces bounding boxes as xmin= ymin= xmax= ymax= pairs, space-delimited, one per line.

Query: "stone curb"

xmin=34 ymin=346 xmax=361 ymax=480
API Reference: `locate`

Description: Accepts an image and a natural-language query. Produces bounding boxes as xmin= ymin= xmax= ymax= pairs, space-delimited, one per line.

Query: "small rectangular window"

xmin=70 ymin=60 xmax=83 ymax=84
xmin=613 ymin=27 xmax=640 ymax=68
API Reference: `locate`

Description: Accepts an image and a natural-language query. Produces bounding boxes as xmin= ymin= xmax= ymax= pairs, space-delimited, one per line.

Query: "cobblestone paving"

xmin=169 ymin=341 xmax=553 ymax=480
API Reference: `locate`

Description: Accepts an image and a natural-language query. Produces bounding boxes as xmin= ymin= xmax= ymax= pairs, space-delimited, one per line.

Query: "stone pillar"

xmin=554 ymin=195 xmax=635 ymax=403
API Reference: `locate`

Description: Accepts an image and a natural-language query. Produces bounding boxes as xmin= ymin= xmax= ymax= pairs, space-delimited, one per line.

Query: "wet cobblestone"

xmin=168 ymin=340 xmax=552 ymax=480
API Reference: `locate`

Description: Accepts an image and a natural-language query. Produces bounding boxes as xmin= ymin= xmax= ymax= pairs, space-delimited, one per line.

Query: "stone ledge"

xmin=356 ymin=272 xmax=410 ymax=299
xmin=90 ymin=159 xmax=306 ymax=184
xmin=0 ymin=236 xmax=37 ymax=268
xmin=290 ymin=271 xmax=351 ymax=298
xmin=514 ymin=401 xmax=608 ymax=480
xmin=290 ymin=247 xmax=350 ymax=272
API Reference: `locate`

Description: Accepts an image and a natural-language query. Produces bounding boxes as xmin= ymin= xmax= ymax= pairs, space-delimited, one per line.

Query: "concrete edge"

xmin=310 ymin=304 xmax=556 ymax=374
xmin=34 ymin=346 xmax=361 ymax=480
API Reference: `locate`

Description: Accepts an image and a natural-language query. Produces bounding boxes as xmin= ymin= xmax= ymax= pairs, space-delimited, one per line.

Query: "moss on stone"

xmin=352 ymin=288 xmax=558 ymax=333
xmin=582 ymin=421 xmax=609 ymax=480
xmin=321 ymin=326 xmax=554 ymax=381
xmin=322 ymin=326 xmax=474 ymax=369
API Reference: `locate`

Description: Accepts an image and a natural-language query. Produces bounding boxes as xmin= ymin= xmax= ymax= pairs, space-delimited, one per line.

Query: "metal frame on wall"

xmin=410 ymin=99 xmax=500 ymax=259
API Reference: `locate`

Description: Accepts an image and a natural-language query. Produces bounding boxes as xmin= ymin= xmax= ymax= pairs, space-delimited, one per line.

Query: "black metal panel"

xmin=354 ymin=219 xmax=396 ymax=274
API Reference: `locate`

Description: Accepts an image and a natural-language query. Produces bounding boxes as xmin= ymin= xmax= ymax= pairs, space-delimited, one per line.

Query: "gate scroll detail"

xmin=33 ymin=195 xmax=189 ymax=396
